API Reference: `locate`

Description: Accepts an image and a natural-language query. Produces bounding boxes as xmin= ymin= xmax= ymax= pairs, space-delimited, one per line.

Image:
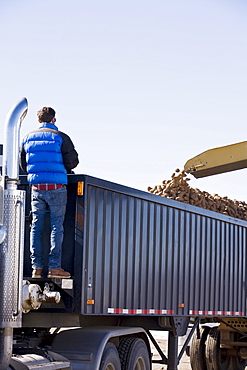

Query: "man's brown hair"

xmin=37 ymin=107 xmax=56 ymax=123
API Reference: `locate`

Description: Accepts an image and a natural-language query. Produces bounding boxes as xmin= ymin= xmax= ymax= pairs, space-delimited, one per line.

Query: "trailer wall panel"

xmin=20 ymin=175 xmax=247 ymax=317
xmin=80 ymin=176 xmax=247 ymax=316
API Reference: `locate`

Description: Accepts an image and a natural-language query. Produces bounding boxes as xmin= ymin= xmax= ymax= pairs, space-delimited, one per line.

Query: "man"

xmin=20 ymin=106 xmax=79 ymax=279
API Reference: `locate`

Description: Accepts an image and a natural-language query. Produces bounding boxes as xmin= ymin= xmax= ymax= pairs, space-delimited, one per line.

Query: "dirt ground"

xmin=150 ymin=331 xmax=191 ymax=370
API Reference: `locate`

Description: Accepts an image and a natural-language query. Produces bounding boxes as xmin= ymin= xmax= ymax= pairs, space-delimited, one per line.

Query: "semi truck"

xmin=1 ymin=98 xmax=247 ymax=370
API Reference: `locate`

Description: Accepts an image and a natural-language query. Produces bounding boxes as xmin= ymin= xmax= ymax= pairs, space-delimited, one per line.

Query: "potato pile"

xmin=147 ymin=169 xmax=247 ymax=221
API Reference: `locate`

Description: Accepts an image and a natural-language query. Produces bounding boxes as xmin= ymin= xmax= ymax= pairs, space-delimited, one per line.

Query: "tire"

xmin=190 ymin=325 xmax=210 ymax=370
xmin=118 ymin=337 xmax=151 ymax=370
xmin=99 ymin=343 xmax=121 ymax=370
xmin=205 ymin=327 xmax=247 ymax=370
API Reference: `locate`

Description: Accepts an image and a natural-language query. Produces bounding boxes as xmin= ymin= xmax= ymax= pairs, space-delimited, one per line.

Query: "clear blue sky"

xmin=1 ymin=0 xmax=247 ymax=201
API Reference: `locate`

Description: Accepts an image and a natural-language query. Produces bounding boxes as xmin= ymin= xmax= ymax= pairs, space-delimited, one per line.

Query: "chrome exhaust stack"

xmin=2 ymin=97 xmax=28 ymax=188
xmin=0 ymin=98 xmax=28 ymax=370
xmin=0 ymin=97 xmax=28 ymax=243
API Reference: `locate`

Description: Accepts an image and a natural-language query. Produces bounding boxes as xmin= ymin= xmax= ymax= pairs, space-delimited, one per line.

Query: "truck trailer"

xmin=1 ymin=98 xmax=247 ymax=370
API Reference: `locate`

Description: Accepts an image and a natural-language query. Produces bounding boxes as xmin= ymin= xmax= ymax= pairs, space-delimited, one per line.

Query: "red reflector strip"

xmin=108 ymin=308 xmax=174 ymax=315
xmin=189 ymin=310 xmax=244 ymax=316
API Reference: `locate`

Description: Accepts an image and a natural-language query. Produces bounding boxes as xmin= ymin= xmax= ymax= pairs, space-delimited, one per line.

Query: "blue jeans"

xmin=30 ymin=186 xmax=67 ymax=269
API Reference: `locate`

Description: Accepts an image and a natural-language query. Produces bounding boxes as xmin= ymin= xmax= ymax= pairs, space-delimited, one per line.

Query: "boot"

xmin=47 ymin=267 xmax=71 ymax=279
xmin=32 ymin=268 xmax=43 ymax=278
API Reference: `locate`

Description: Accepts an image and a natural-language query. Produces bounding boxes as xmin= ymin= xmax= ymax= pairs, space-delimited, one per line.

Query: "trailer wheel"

xmin=99 ymin=343 xmax=121 ymax=370
xmin=205 ymin=327 xmax=247 ymax=370
xmin=190 ymin=325 xmax=210 ymax=370
xmin=118 ymin=337 xmax=150 ymax=370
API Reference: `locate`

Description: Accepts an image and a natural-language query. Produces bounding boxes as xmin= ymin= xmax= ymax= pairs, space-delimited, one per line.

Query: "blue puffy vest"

xmin=22 ymin=122 xmax=68 ymax=185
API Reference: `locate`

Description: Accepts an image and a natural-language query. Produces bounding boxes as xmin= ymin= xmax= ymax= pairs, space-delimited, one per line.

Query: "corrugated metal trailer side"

xmin=21 ymin=174 xmax=247 ymax=318
xmin=78 ymin=175 xmax=247 ymax=317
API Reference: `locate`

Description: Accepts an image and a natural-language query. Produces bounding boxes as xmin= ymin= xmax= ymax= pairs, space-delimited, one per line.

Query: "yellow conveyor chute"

xmin=184 ymin=141 xmax=247 ymax=178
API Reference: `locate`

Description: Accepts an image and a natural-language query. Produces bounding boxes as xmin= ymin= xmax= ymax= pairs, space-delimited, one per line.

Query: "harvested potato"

xmin=148 ymin=170 xmax=247 ymax=221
